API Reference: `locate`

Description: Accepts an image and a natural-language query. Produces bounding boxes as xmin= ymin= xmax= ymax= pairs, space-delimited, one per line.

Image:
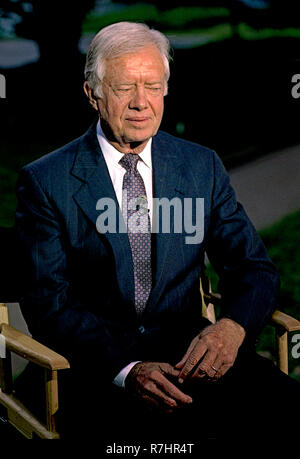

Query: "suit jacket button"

xmin=139 ymin=325 xmax=145 ymax=334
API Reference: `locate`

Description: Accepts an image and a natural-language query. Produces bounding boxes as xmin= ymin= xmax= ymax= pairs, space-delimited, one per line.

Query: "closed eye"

xmin=146 ymin=85 xmax=163 ymax=93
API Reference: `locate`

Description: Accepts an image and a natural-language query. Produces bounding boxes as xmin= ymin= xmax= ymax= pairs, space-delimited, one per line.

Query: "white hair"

xmin=84 ymin=21 xmax=171 ymax=98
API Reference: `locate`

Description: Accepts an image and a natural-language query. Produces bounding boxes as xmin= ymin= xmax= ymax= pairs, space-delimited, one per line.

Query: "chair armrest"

xmin=0 ymin=324 xmax=70 ymax=371
xmin=203 ymin=291 xmax=222 ymax=305
xmin=271 ymin=310 xmax=300 ymax=332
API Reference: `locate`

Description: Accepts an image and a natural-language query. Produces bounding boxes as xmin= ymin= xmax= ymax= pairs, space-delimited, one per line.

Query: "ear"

xmin=83 ymin=82 xmax=98 ymax=111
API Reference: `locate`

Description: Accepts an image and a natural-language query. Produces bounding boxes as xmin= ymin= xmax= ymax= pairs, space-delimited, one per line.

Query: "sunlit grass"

xmin=260 ymin=211 xmax=300 ymax=312
xmin=207 ymin=210 xmax=300 ymax=381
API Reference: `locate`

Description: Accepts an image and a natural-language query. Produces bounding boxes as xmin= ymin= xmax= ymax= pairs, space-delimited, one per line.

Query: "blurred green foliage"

xmin=82 ymin=4 xmax=159 ymax=33
xmin=82 ymin=3 xmax=300 ymax=43
xmin=239 ymin=23 xmax=300 ymax=40
xmin=207 ymin=210 xmax=300 ymax=381
xmin=82 ymin=5 xmax=229 ymax=34
xmin=260 ymin=211 xmax=300 ymax=313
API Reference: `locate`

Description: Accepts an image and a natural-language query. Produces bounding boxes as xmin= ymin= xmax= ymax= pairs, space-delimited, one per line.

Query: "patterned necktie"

xmin=119 ymin=153 xmax=152 ymax=315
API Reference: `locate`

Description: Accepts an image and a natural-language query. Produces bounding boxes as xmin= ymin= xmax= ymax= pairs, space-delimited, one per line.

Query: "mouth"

xmin=126 ymin=117 xmax=150 ymax=125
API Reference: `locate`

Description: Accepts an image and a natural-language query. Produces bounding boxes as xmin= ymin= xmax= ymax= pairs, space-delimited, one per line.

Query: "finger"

xmin=194 ymin=349 xmax=219 ymax=379
xmin=210 ymin=355 xmax=233 ymax=379
xmin=142 ymin=378 xmax=180 ymax=410
xmin=209 ymin=362 xmax=220 ymax=381
xmin=174 ymin=360 xmax=185 ymax=370
xmin=214 ymin=362 xmax=232 ymax=379
xmin=175 ymin=336 xmax=199 ymax=369
xmin=155 ymin=373 xmax=193 ymax=405
xmin=210 ymin=355 xmax=223 ymax=374
xmin=178 ymin=341 xmax=208 ymax=383
xmin=159 ymin=363 xmax=180 ymax=378
xmin=147 ymin=384 xmax=179 ymax=409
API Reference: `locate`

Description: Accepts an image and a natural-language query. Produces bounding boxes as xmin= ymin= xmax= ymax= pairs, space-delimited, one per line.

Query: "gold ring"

xmin=211 ymin=365 xmax=218 ymax=372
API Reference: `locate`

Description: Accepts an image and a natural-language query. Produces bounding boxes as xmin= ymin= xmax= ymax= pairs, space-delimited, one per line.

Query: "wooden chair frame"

xmin=1 ymin=272 xmax=300 ymax=439
xmin=0 ymin=303 xmax=69 ymax=439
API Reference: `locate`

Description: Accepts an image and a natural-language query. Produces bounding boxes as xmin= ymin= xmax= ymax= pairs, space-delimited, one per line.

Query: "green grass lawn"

xmin=260 ymin=212 xmax=300 ymax=381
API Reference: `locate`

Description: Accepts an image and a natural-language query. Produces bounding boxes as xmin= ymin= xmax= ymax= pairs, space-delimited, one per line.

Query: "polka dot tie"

xmin=119 ymin=153 xmax=152 ymax=315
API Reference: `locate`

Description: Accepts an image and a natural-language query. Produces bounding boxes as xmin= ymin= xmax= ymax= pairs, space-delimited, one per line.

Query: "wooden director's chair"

xmin=1 ymin=227 xmax=300 ymax=439
xmin=0 ymin=307 xmax=69 ymax=439
xmin=0 ymin=226 xmax=70 ymax=439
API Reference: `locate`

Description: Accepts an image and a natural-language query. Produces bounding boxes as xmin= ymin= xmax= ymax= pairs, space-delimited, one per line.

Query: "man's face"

xmin=96 ymin=46 xmax=166 ymax=153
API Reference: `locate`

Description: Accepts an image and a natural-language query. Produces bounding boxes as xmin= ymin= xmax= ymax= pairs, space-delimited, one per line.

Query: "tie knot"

xmin=119 ymin=153 xmax=140 ymax=173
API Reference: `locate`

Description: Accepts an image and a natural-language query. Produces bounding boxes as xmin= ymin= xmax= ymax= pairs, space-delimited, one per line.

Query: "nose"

xmin=129 ymin=86 xmax=148 ymax=110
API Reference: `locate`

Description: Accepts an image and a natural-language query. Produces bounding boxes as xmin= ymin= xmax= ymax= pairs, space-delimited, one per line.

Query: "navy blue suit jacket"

xmin=16 ymin=122 xmax=279 ymax=383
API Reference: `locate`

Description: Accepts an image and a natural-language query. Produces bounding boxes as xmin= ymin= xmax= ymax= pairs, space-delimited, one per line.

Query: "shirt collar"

xmin=96 ymin=119 xmax=152 ymax=170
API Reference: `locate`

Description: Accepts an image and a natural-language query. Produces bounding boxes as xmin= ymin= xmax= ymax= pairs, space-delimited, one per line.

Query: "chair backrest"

xmin=0 ymin=304 xmax=9 ymax=326
xmin=200 ymin=271 xmax=217 ymax=324
xmin=0 ymin=227 xmax=22 ymax=303
xmin=0 ymin=227 xmax=29 ymax=381
xmin=0 ymin=227 xmax=14 ymax=333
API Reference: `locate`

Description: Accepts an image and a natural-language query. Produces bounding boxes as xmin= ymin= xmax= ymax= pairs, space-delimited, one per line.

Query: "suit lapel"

xmin=71 ymin=122 xmax=135 ymax=311
xmin=145 ymin=133 xmax=185 ymax=315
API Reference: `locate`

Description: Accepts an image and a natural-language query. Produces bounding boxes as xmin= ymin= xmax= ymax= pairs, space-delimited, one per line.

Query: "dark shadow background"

xmin=1 ymin=0 xmax=300 ymax=170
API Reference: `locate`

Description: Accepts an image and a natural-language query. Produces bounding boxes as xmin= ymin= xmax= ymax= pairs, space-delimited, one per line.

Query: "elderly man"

xmin=16 ymin=22 xmax=298 ymax=442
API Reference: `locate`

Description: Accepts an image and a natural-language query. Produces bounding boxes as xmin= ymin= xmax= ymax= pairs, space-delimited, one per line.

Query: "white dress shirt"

xmin=96 ymin=120 xmax=153 ymax=225
xmin=96 ymin=120 xmax=153 ymax=387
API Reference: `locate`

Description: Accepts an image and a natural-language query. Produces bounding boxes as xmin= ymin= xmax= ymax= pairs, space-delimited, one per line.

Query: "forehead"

xmin=104 ymin=46 xmax=165 ymax=80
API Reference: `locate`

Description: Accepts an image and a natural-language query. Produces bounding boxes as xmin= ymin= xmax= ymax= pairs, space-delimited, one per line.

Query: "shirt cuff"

xmin=113 ymin=361 xmax=141 ymax=388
